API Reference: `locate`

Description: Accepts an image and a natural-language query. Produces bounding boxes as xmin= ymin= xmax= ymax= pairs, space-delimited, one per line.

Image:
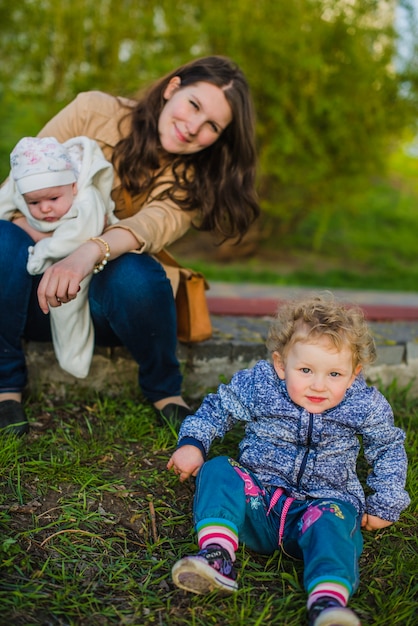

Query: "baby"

xmin=0 ymin=136 xmax=117 ymax=377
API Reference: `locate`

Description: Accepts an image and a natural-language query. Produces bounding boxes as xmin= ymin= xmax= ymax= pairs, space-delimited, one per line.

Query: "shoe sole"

xmin=314 ymin=606 xmax=361 ymax=626
xmin=0 ymin=421 xmax=29 ymax=436
xmin=172 ymin=556 xmax=238 ymax=595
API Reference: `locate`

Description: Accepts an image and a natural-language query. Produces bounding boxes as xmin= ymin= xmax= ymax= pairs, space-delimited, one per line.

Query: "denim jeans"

xmin=193 ymin=456 xmax=363 ymax=597
xmin=0 ymin=220 xmax=182 ymax=402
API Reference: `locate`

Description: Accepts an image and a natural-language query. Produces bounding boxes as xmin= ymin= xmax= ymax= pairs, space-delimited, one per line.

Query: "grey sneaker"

xmin=172 ymin=544 xmax=238 ymax=594
xmin=308 ymin=596 xmax=361 ymax=626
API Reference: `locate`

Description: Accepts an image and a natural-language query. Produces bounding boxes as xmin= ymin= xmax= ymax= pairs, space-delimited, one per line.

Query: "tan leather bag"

xmin=121 ymin=189 xmax=212 ymax=342
xmin=156 ymin=249 xmax=213 ymax=343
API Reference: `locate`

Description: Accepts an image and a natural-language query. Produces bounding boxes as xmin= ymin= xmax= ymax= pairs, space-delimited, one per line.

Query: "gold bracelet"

xmin=89 ymin=237 xmax=110 ymax=273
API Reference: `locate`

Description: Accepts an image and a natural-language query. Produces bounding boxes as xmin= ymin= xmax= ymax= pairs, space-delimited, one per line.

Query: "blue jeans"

xmin=193 ymin=456 xmax=363 ymax=596
xmin=0 ymin=220 xmax=182 ymax=402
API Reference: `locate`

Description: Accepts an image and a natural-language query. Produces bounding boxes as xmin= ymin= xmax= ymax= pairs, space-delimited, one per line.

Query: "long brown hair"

xmin=112 ymin=56 xmax=259 ymax=241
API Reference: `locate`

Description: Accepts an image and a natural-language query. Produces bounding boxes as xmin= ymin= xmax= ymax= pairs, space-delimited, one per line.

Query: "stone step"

xmin=25 ymin=314 xmax=418 ymax=398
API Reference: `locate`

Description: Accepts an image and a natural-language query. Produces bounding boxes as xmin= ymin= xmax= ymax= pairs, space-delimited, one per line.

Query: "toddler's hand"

xmin=167 ymin=445 xmax=204 ymax=482
xmin=361 ymin=513 xmax=393 ymax=531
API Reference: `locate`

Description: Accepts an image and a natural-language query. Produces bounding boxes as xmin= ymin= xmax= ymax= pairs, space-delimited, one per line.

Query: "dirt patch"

xmin=2 ymin=402 xmax=194 ymax=551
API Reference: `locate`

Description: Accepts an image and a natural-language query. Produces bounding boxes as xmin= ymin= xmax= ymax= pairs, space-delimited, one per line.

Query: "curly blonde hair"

xmin=266 ymin=293 xmax=376 ymax=369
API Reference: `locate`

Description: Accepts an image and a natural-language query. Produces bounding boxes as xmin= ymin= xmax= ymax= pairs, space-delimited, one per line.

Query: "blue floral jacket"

xmin=178 ymin=360 xmax=410 ymax=521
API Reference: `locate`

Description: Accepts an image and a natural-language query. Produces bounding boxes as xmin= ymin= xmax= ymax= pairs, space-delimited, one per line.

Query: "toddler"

xmin=167 ymin=294 xmax=410 ymax=626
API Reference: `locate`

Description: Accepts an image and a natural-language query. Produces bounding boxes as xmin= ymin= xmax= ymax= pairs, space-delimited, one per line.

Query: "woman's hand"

xmin=167 ymin=445 xmax=205 ymax=482
xmin=37 ymin=241 xmax=102 ymax=313
xmin=361 ymin=513 xmax=393 ymax=531
xmin=37 ymin=228 xmax=141 ymax=313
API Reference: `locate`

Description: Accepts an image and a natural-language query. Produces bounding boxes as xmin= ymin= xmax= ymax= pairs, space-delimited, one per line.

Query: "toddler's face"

xmin=273 ymin=336 xmax=361 ymax=413
xmin=23 ymin=183 xmax=77 ymax=222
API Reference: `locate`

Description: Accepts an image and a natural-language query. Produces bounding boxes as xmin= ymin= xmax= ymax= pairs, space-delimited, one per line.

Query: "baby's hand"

xmin=167 ymin=445 xmax=204 ymax=482
xmin=361 ymin=513 xmax=393 ymax=531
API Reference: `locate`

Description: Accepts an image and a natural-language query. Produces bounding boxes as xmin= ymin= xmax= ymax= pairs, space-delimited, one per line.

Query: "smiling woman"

xmin=0 ymin=55 xmax=260 ymax=434
xmin=158 ymin=79 xmax=233 ymax=153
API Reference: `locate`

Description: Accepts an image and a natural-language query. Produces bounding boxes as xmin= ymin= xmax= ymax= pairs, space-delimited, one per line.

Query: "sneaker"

xmin=172 ymin=544 xmax=238 ymax=595
xmin=0 ymin=400 xmax=29 ymax=436
xmin=308 ymin=597 xmax=361 ymax=626
xmin=157 ymin=403 xmax=191 ymax=427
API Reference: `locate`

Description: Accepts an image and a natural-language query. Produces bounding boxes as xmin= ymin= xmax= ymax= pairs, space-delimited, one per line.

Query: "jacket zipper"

xmin=296 ymin=412 xmax=313 ymax=489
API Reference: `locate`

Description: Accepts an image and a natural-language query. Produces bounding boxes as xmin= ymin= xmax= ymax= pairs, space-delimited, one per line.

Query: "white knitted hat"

xmin=10 ymin=136 xmax=77 ymax=194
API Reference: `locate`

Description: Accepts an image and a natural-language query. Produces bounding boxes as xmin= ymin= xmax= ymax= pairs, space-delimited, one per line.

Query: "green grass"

xmin=0 ymin=384 xmax=416 ymax=625
xmin=178 ymin=254 xmax=418 ymax=292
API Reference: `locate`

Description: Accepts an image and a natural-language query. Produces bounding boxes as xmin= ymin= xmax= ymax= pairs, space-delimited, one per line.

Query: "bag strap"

xmin=122 ymin=188 xmax=134 ymax=213
xmin=155 ymin=248 xmax=183 ymax=269
xmin=156 ymin=248 xmax=209 ymax=289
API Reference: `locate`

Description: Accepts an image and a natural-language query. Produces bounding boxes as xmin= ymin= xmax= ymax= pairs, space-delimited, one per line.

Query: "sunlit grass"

xmin=0 ymin=384 xmax=416 ymax=625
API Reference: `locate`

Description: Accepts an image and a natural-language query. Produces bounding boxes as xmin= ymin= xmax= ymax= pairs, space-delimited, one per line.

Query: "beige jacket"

xmin=38 ymin=90 xmax=198 ymax=291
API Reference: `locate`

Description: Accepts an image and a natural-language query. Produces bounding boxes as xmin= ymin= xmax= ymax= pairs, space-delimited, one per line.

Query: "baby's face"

xmin=23 ymin=183 xmax=77 ymax=222
xmin=273 ymin=337 xmax=361 ymax=413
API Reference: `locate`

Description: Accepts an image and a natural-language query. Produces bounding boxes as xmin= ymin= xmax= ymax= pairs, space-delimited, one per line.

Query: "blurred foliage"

xmin=1 ymin=0 xmax=418 ymax=250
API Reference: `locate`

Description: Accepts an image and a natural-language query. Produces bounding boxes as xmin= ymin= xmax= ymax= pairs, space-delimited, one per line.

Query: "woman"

xmin=0 ymin=55 xmax=259 ymax=435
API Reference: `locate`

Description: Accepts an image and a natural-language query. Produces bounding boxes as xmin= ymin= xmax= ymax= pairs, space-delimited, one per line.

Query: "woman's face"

xmin=158 ymin=78 xmax=233 ymax=155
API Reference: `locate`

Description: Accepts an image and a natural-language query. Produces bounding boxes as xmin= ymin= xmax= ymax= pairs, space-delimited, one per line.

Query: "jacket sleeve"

xmin=107 ymin=201 xmax=194 ymax=254
xmin=177 ymin=368 xmax=256 ymax=454
xmin=361 ymin=388 xmax=410 ymax=521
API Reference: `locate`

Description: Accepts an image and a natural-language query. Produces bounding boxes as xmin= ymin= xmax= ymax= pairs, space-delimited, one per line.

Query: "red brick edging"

xmin=207 ymin=297 xmax=418 ymax=322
